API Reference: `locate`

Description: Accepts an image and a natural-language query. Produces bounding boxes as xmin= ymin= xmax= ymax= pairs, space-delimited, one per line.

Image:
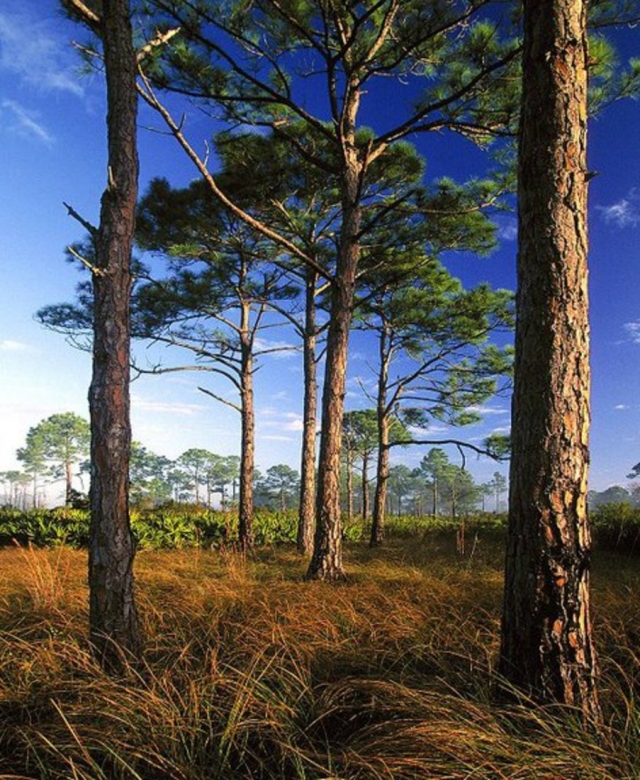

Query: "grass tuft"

xmin=0 ymin=536 xmax=638 ymax=778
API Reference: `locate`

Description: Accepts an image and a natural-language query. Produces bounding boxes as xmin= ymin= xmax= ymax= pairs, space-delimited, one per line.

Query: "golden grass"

xmin=0 ymin=536 xmax=638 ymax=779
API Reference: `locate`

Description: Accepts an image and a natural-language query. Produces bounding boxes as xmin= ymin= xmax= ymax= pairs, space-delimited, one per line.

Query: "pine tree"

xmin=136 ymin=0 xmax=521 ymax=580
xmin=499 ymin=0 xmax=600 ymax=725
xmin=63 ymin=0 xmax=141 ymax=667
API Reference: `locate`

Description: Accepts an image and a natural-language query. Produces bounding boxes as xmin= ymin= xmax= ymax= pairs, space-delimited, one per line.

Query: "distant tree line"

xmin=1 ymin=412 xmax=509 ymax=521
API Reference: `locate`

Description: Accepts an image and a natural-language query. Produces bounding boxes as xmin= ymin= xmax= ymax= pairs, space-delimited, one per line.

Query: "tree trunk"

xmin=346 ymin=450 xmax=354 ymax=525
xmin=499 ymin=0 xmax=600 ymax=725
xmin=88 ymin=0 xmax=140 ymax=668
xmin=305 ymin=274 xmax=353 ymax=580
xmin=371 ymin=441 xmax=389 ymax=547
xmin=371 ymin=324 xmax=391 ymax=547
xmin=306 ymin=177 xmax=360 ymax=580
xmin=305 ymin=79 xmax=364 ymax=581
xmin=361 ymin=452 xmax=370 ymax=524
xmin=193 ymin=465 xmax=201 ymax=504
xmin=238 ymin=304 xmax=254 ymax=551
xmin=65 ymin=459 xmax=74 ymax=506
xmin=297 ymin=268 xmax=318 ymax=555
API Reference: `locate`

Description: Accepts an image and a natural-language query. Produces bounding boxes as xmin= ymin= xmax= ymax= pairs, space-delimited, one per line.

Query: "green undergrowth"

xmin=591 ymin=501 xmax=640 ymax=554
xmin=4 ymin=502 xmax=639 ymax=556
xmin=0 ymin=536 xmax=638 ymax=778
xmin=0 ymin=505 xmax=509 ymax=550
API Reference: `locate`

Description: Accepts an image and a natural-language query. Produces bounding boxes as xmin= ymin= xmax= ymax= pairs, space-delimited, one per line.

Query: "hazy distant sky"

xmin=0 ymin=1 xmax=639 ymax=504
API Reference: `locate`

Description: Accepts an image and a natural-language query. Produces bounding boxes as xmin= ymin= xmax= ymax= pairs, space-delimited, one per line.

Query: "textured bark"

xmin=499 ymin=0 xmax=600 ymax=724
xmin=345 ymin=450 xmax=355 ymax=525
xmin=88 ymin=0 xmax=140 ymax=667
xmin=297 ymin=269 xmax=318 ymax=555
xmin=306 ymin=174 xmax=361 ymax=579
xmin=371 ymin=437 xmax=389 ymax=547
xmin=432 ymin=477 xmax=438 ymax=518
xmin=305 ymin=89 xmax=363 ymax=581
xmin=371 ymin=324 xmax=392 ymax=547
xmin=361 ymin=452 xmax=371 ymax=523
xmin=238 ymin=301 xmax=254 ymax=551
xmin=305 ymin=272 xmax=353 ymax=580
xmin=65 ymin=459 xmax=74 ymax=506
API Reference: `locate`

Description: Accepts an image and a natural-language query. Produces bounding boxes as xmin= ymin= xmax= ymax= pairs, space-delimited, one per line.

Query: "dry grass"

xmin=0 ymin=536 xmax=638 ymax=779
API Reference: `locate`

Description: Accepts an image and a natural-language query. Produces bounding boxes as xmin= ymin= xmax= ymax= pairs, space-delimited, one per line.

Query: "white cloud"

xmin=268 ymin=390 xmax=292 ymax=402
xmin=0 ymin=11 xmax=84 ymax=97
xmin=465 ymin=404 xmax=509 ymax=416
xmin=495 ymin=215 xmax=518 ymax=241
xmin=0 ymin=339 xmax=30 ymax=352
xmin=282 ymin=418 xmax=304 ymax=432
xmin=623 ymin=321 xmax=640 ymax=344
xmin=1 ymin=99 xmax=53 ymax=145
xmin=614 ymin=404 xmax=630 ymax=411
xmin=597 ymin=190 xmax=640 ymax=229
xmin=407 ymin=424 xmax=450 ymax=436
xmin=488 ymin=425 xmax=511 ymax=435
xmin=253 ymin=337 xmax=299 ymax=358
xmin=259 ymin=410 xmax=304 ymax=432
xmin=131 ymin=395 xmax=205 ymax=416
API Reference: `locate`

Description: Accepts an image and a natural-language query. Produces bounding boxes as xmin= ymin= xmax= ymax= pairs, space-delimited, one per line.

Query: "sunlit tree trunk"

xmin=306 ymin=141 xmax=362 ymax=581
xmin=361 ymin=451 xmax=371 ymax=523
xmin=65 ymin=458 xmax=74 ymax=506
xmin=345 ymin=449 xmax=355 ymax=525
xmin=371 ymin=441 xmax=389 ymax=546
xmin=499 ymin=0 xmax=600 ymax=725
xmin=238 ymin=299 xmax=254 ymax=551
xmin=305 ymin=272 xmax=353 ymax=580
xmin=371 ymin=323 xmax=392 ymax=546
xmin=297 ymin=268 xmax=318 ymax=555
xmin=88 ymin=0 xmax=140 ymax=667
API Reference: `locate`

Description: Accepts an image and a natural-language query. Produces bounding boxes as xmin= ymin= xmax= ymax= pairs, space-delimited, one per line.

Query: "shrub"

xmin=591 ymin=502 xmax=640 ymax=553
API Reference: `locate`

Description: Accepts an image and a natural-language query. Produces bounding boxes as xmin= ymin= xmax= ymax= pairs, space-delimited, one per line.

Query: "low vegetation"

xmin=0 ymin=507 xmax=638 ymax=778
xmin=1 ymin=503 xmax=639 ymax=553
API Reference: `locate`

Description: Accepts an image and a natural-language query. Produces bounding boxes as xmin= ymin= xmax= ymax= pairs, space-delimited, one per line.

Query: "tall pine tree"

xmin=499 ymin=0 xmax=600 ymax=724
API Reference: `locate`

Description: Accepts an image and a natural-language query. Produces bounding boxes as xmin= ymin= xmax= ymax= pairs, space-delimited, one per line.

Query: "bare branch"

xmin=197 ymin=385 xmax=241 ymax=413
xmin=62 ymin=0 xmax=101 ymax=30
xmin=390 ymin=437 xmax=504 ymax=461
xmin=136 ymin=27 xmax=181 ymax=64
xmin=136 ymin=69 xmax=331 ymax=282
xmin=67 ymin=244 xmax=105 ymax=277
xmin=63 ymin=201 xmax=98 ymax=238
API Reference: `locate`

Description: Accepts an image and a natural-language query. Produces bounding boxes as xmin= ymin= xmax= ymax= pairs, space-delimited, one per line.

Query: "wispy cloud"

xmin=597 ymin=189 xmax=640 ymax=229
xmin=131 ymin=395 xmax=205 ymax=416
xmin=0 ymin=10 xmax=84 ymax=97
xmin=623 ymin=321 xmax=640 ymax=344
xmin=614 ymin=404 xmax=630 ymax=411
xmin=465 ymin=404 xmax=509 ymax=416
xmin=488 ymin=425 xmax=511 ymax=435
xmin=253 ymin=337 xmax=299 ymax=358
xmin=407 ymin=424 xmax=450 ymax=436
xmin=0 ymin=339 xmax=30 ymax=352
xmin=1 ymin=100 xmax=53 ymax=145
xmin=259 ymin=410 xmax=304 ymax=432
xmin=495 ymin=215 xmax=518 ymax=242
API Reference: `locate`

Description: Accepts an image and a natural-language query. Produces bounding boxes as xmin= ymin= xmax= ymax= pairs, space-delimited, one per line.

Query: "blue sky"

xmin=0 ymin=1 xmax=639 ymax=503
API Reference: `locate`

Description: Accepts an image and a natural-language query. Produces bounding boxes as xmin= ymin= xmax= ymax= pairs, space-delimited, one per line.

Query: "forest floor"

xmin=0 ymin=532 xmax=638 ymax=779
